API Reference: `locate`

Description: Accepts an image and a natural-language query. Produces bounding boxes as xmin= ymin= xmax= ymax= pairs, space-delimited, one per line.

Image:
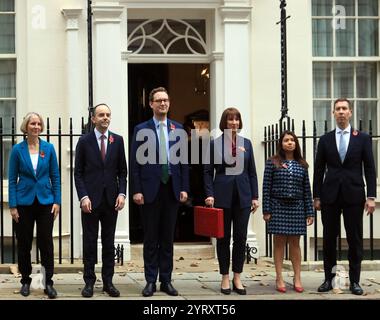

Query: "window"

xmin=312 ymin=1 xmax=379 ymax=133
xmin=0 ymin=0 xmax=16 ymax=178
xmin=312 ymin=0 xmax=378 ymax=57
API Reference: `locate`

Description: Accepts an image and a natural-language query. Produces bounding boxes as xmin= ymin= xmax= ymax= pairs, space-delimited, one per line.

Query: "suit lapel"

xmin=35 ymin=140 xmax=46 ymax=177
xmin=344 ymin=128 xmax=357 ymax=162
xmin=167 ymin=119 xmax=176 ymax=149
xmin=20 ymin=140 xmax=37 ymax=179
xmin=104 ymin=132 xmax=114 ymax=162
xmin=328 ymin=130 xmax=341 ymax=163
xmin=90 ymin=131 xmax=103 ymax=163
xmin=148 ymin=119 xmax=159 ymax=156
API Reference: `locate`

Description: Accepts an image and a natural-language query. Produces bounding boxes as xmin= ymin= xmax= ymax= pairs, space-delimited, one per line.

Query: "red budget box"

xmin=194 ymin=206 xmax=224 ymax=238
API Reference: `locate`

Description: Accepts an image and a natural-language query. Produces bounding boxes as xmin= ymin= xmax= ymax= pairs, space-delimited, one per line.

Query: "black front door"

xmin=128 ymin=63 xmax=209 ymax=244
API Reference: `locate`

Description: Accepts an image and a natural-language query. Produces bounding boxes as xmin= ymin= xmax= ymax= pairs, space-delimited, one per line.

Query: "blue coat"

xmin=74 ymin=131 xmax=127 ymax=209
xmin=8 ymin=139 xmax=61 ymax=208
xmin=130 ymin=118 xmax=190 ymax=204
xmin=203 ymin=134 xmax=258 ymax=209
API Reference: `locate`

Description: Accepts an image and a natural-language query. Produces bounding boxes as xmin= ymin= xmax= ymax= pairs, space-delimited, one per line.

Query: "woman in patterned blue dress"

xmin=262 ymin=131 xmax=314 ymax=293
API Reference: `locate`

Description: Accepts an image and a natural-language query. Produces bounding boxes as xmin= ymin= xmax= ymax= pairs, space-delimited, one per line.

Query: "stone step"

xmin=130 ymin=242 xmax=216 ymax=260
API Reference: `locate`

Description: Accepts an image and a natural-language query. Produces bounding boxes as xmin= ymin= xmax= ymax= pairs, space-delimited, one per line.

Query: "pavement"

xmin=1 ymin=258 xmax=380 ymax=301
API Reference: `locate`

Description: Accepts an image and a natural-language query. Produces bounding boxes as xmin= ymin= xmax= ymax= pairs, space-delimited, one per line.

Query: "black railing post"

xmin=87 ymin=0 xmax=94 ymax=132
xmin=11 ymin=118 xmax=16 ymax=263
xmin=277 ymin=0 xmax=291 ymax=130
xmin=264 ymin=127 xmax=269 ymax=257
xmin=302 ymin=120 xmax=307 ymax=261
xmin=58 ymin=118 xmax=62 ymax=264
xmin=70 ymin=118 xmax=74 ymax=264
xmin=0 ymin=118 xmax=3 ymax=263
xmin=369 ymin=119 xmax=374 ymax=260
xmin=313 ymin=121 xmax=318 ymax=260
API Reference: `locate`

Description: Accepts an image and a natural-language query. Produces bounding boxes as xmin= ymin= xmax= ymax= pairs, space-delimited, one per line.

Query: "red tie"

xmin=100 ymin=135 xmax=106 ymax=161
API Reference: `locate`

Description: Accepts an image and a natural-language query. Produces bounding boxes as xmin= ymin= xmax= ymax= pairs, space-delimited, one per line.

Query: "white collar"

xmin=336 ymin=125 xmax=351 ymax=134
xmin=94 ymin=128 xmax=109 ymax=139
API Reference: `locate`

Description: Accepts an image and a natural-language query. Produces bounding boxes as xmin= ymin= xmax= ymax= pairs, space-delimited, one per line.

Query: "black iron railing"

xmin=263 ymin=119 xmax=378 ymax=261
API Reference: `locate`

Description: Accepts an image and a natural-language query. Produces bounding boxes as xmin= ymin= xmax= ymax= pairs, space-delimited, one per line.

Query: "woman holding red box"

xmin=204 ymin=107 xmax=259 ymax=295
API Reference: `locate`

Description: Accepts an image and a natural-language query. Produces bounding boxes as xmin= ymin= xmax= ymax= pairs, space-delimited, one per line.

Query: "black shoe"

xmin=317 ymin=280 xmax=333 ymax=292
xmin=350 ymin=282 xmax=364 ymax=296
xmin=103 ymin=284 xmax=120 ymax=297
xmin=142 ymin=282 xmax=156 ymax=297
xmin=81 ymin=284 xmax=94 ymax=298
xmin=232 ymin=282 xmax=247 ymax=295
xmin=160 ymin=282 xmax=178 ymax=296
xmin=20 ymin=283 xmax=30 ymax=297
xmin=220 ymin=287 xmax=231 ymax=295
xmin=44 ymin=284 xmax=57 ymax=299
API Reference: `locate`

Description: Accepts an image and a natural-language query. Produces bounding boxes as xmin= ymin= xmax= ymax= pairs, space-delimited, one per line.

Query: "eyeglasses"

xmin=153 ymin=99 xmax=170 ymax=104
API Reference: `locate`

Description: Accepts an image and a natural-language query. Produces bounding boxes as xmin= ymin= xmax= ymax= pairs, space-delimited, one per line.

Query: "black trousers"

xmin=141 ymin=179 xmax=179 ymax=283
xmin=16 ymin=198 xmax=54 ymax=285
xmin=217 ymin=184 xmax=251 ymax=275
xmin=321 ymin=195 xmax=364 ymax=283
xmin=81 ymin=193 xmax=118 ymax=286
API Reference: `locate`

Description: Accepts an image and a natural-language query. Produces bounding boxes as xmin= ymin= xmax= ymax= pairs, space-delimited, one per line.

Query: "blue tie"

xmin=338 ymin=131 xmax=347 ymax=162
xmin=159 ymin=122 xmax=169 ymax=184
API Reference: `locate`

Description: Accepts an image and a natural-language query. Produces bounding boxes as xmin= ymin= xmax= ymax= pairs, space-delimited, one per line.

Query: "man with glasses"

xmin=130 ymin=87 xmax=189 ymax=297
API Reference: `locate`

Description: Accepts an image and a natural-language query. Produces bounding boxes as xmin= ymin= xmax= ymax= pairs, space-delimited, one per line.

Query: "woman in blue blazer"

xmin=8 ymin=112 xmax=61 ymax=299
xmin=262 ymin=131 xmax=314 ymax=293
xmin=204 ymin=107 xmax=259 ymax=295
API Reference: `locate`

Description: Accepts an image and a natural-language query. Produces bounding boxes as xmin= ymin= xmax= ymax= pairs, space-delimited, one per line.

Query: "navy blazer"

xmin=8 ymin=139 xmax=61 ymax=208
xmin=313 ymin=128 xmax=376 ymax=205
xmin=203 ymin=134 xmax=258 ymax=209
xmin=262 ymin=159 xmax=314 ymax=217
xmin=130 ymin=118 xmax=190 ymax=204
xmin=74 ymin=131 xmax=127 ymax=209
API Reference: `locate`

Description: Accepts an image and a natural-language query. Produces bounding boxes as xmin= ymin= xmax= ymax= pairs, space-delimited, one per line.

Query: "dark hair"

xmin=333 ymin=98 xmax=352 ymax=110
xmin=270 ymin=130 xmax=309 ymax=169
xmin=149 ymin=87 xmax=168 ymax=102
xmin=219 ymin=107 xmax=243 ymax=131
xmin=92 ymin=103 xmax=111 ymax=116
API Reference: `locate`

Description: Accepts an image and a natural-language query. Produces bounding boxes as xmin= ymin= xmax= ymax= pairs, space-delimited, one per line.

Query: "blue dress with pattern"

xmin=262 ymin=159 xmax=314 ymax=235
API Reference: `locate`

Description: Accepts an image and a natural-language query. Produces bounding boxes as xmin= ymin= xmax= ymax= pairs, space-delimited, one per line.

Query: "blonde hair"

xmin=20 ymin=112 xmax=45 ymax=134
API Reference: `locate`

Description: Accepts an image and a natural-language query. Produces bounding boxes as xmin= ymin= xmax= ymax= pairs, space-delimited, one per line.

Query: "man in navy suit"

xmin=313 ymin=98 xmax=376 ymax=295
xmin=75 ymin=103 xmax=127 ymax=298
xmin=130 ymin=87 xmax=189 ymax=297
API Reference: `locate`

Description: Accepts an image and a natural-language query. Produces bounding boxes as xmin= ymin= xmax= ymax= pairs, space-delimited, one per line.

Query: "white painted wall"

xmin=5 ymin=0 xmax=378 ymax=261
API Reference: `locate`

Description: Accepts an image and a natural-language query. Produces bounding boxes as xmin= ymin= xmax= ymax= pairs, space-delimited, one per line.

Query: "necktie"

xmin=159 ymin=122 xmax=169 ymax=184
xmin=100 ymin=135 xmax=106 ymax=161
xmin=338 ymin=131 xmax=346 ymax=163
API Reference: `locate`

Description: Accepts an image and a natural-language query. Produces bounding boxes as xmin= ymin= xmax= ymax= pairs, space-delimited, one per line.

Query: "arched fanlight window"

xmin=127 ymin=19 xmax=207 ymax=54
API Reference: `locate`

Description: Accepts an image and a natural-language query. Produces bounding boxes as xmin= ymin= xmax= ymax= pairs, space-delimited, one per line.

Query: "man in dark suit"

xmin=75 ymin=103 xmax=127 ymax=298
xmin=130 ymin=87 xmax=189 ymax=297
xmin=313 ymin=98 xmax=376 ymax=295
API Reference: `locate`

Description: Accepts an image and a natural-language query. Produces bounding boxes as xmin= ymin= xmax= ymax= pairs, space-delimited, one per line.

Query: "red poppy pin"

xmin=170 ymin=123 xmax=176 ymax=130
xmin=40 ymin=150 xmax=45 ymax=158
xmin=281 ymin=163 xmax=288 ymax=169
xmin=352 ymin=130 xmax=358 ymax=136
xmin=109 ymin=135 xmax=114 ymax=144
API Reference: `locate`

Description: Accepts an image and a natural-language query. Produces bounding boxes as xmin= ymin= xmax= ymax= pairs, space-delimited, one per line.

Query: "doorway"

xmin=128 ymin=63 xmax=210 ymax=243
